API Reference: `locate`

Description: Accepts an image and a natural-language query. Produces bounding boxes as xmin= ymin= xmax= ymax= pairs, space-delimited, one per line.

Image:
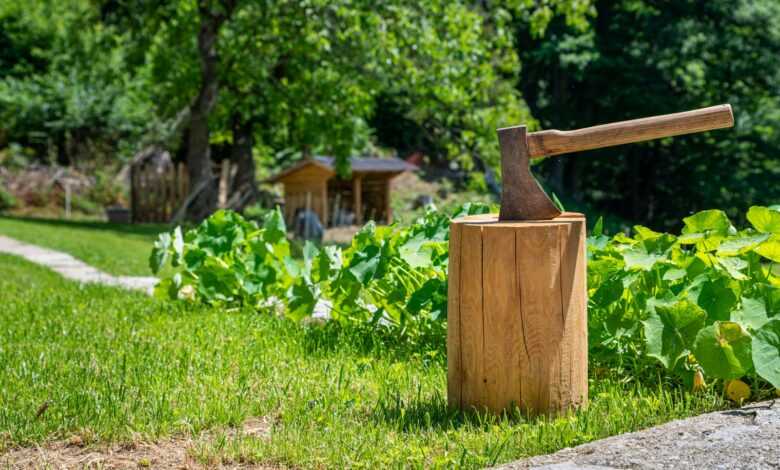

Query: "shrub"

xmin=0 ymin=185 xmax=18 ymax=210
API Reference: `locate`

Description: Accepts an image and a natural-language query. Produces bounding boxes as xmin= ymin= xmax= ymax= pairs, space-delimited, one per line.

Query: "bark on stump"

xmin=447 ymin=212 xmax=588 ymax=415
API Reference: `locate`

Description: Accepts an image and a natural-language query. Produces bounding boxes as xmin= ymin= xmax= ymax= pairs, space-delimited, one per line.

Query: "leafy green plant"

xmin=152 ymin=205 xmax=780 ymax=392
xmin=151 ymin=203 xmax=491 ymax=342
xmin=0 ymin=185 xmax=18 ymax=211
xmin=587 ymin=206 xmax=780 ymax=392
xmin=150 ymin=208 xmax=291 ymax=308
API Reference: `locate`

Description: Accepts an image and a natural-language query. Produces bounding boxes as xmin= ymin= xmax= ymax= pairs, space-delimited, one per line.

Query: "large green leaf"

xmin=263 ymin=207 xmax=287 ymax=244
xmin=622 ymin=249 xmax=664 ymax=271
xmin=349 ymin=245 xmax=382 ymax=285
xmin=717 ymin=233 xmax=770 ymax=257
xmin=643 ymin=299 xmax=706 ymax=369
xmin=634 ymin=225 xmax=677 ymax=254
xmin=680 ymin=210 xmax=732 ymax=252
xmin=755 ymin=236 xmax=780 ymax=262
xmin=406 ymin=278 xmax=444 ymax=315
xmin=591 ymin=275 xmax=624 ymax=307
xmin=682 ymin=210 xmax=732 ymax=235
xmin=689 ymin=276 xmax=738 ymax=322
xmin=302 ymin=241 xmax=319 ymax=279
xmin=316 ymin=245 xmax=342 ymax=281
xmin=286 ymin=280 xmax=318 ymax=321
xmin=693 ymin=322 xmax=753 ymax=380
xmin=662 ymin=267 xmax=687 ymax=282
xmin=731 ymin=297 xmax=769 ymax=331
xmin=747 ymin=206 xmax=780 ymax=234
xmin=171 ymin=226 xmax=184 ymax=267
xmin=149 ymin=232 xmax=171 ymax=274
xmin=399 ymin=233 xmax=433 ymax=268
xmin=716 ymin=256 xmax=748 ymax=280
xmin=752 ymin=319 xmax=780 ymax=388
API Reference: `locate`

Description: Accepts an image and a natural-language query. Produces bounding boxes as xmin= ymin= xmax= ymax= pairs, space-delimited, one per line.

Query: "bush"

xmin=87 ymin=171 xmax=127 ymax=207
xmin=0 ymin=185 xmax=17 ymax=210
xmin=70 ymin=194 xmax=101 ymax=215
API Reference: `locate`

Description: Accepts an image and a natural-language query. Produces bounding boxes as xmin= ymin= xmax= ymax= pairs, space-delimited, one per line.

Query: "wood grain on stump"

xmin=447 ymin=212 xmax=588 ymax=415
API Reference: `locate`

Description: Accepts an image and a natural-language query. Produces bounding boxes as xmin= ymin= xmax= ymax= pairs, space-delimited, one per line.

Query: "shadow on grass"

xmin=297 ymin=319 xmax=548 ymax=432
xmin=300 ymin=318 xmax=446 ymax=362
xmin=0 ymin=215 xmax=171 ymax=238
xmin=370 ymin=389 xmax=547 ymax=433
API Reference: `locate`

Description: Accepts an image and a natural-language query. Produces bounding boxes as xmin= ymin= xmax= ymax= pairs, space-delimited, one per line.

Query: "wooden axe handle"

xmin=527 ymin=104 xmax=734 ymax=159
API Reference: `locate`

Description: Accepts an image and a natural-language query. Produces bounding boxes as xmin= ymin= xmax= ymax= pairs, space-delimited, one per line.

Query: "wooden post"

xmin=321 ymin=182 xmax=328 ymax=228
xmin=130 ymin=164 xmax=137 ymax=223
xmin=218 ymin=159 xmax=230 ymax=208
xmin=385 ymin=178 xmax=392 ymax=224
xmin=304 ymin=191 xmax=312 ymax=238
xmin=353 ymin=175 xmax=363 ymax=225
xmin=447 ymin=212 xmax=588 ymax=415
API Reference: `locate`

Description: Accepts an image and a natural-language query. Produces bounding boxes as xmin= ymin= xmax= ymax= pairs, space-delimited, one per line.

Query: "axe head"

xmin=497 ymin=125 xmax=561 ymax=221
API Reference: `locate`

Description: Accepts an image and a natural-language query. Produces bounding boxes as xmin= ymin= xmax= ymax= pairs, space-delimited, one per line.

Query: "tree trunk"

xmin=183 ymin=1 xmax=234 ymax=221
xmin=227 ymin=116 xmax=258 ymax=211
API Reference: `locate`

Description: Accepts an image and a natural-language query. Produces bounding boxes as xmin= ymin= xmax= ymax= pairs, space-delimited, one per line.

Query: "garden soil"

xmin=1 ymin=418 xmax=276 ymax=469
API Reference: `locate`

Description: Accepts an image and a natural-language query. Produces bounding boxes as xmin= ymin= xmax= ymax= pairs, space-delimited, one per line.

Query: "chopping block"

xmin=448 ymin=105 xmax=735 ymax=415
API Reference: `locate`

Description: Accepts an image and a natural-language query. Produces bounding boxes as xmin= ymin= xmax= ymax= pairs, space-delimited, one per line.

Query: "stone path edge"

xmin=0 ymin=235 xmax=158 ymax=294
xmin=496 ymin=400 xmax=779 ymax=470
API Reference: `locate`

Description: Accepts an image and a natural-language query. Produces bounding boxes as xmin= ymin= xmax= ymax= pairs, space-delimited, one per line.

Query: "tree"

xmin=184 ymin=1 xmax=237 ymax=220
xmin=2 ymin=0 xmax=596 ymax=220
xmin=136 ymin=0 xmax=593 ymax=219
xmin=517 ymin=0 xmax=780 ymax=228
xmin=0 ymin=0 xmax=154 ymax=166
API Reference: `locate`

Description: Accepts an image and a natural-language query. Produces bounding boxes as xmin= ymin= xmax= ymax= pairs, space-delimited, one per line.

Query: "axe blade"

xmin=497 ymin=125 xmax=561 ymax=221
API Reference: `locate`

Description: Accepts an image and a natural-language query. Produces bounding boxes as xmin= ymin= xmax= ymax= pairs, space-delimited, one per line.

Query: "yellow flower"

xmin=725 ymin=379 xmax=750 ymax=403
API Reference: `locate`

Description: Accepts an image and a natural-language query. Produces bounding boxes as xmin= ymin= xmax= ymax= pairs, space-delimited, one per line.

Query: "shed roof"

xmin=267 ymin=156 xmax=417 ymax=183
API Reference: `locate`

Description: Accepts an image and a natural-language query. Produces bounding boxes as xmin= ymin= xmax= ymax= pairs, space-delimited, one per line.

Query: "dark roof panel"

xmin=314 ymin=156 xmax=418 ymax=173
xmin=268 ymin=156 xmax=417 ymax=183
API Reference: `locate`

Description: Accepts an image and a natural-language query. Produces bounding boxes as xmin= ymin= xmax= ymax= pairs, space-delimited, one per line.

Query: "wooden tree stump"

xmin=447 ymin=212 xmax=588 ymax=415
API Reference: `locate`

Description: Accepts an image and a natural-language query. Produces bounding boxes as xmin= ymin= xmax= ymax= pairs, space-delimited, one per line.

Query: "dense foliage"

xmin=6 ymin=1 xmax=779 ymax=227
xmin=152 ymin=205 xmax=780 ymax=394
xmin=151 ymin=203 xmax=491 ymax=340
xmin=587 ymin=206 xmax=780 ymax=393
xmin=518 ymin=0 xmax=780 ymax=227
xmin=0 ymin=0 xmax=154 ymax=166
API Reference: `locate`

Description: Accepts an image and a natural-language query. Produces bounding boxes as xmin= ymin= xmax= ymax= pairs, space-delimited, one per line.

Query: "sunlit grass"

xmin=0 ymin=254 xmax=729 ymax=468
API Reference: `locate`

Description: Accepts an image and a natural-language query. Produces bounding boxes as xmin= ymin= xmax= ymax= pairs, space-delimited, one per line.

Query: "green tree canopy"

xmin=517 ymin=0 xmax=780 ymax=228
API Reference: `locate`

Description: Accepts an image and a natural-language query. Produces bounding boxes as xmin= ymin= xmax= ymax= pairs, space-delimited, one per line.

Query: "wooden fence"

xmin=130 ymin=162 xmax=189 ymax=223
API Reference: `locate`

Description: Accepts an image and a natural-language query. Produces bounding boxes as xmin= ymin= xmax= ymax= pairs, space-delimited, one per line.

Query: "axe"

xmin=497 ymin=104 xmax=735 ymax=221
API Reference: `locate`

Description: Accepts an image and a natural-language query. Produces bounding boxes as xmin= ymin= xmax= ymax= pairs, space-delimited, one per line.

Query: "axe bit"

xmin=497 ymin=104 xmax=735 ymax=221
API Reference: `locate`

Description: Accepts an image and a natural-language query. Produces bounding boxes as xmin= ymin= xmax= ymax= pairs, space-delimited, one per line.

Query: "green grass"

xmin=0 ymin=254 xmax=729 ymax=468
xmin=0 ymin=216 xmax=167 ymax=276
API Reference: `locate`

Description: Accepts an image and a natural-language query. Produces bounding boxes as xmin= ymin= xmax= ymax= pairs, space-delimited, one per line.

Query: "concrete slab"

xmin=496 ymin=400 xmax=780 ymax=470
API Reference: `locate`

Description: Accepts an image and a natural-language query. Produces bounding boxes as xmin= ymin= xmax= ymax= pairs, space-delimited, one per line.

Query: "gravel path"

xmin=497 ymin=400 xmax=780 ymax=470
xmin=0 ymin=235 xmax=158 ymax=294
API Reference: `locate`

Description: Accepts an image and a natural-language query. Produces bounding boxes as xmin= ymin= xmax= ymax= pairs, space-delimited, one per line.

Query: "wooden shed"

xmin=267 ymin=156 xmax=417 ymax=227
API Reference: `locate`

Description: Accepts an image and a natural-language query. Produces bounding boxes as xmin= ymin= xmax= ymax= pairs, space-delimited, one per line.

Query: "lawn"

xmin=0 ymin=250 xmax=729 ymax=468
xmin=0 ymin=216 xmax=167 ymax=276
